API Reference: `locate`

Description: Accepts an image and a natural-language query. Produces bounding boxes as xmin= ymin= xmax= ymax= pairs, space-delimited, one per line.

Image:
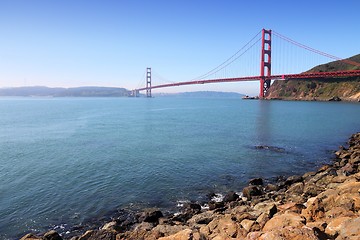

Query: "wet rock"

xmin=285 ymin=182 xmax=304 ymax=195
xmin=140 ymin=209 xmax=163 ymax=223
xmin=183 ymin=202 xmax=201 ymax=213
xmin=303 ymin=183 xmax=324 ymax=197
xmin=20 ymin=234 xmax=42 ymax=240
xmin=223 ymin=191 xmax=239 ymax=202
xmin=187 ymin=211 xmax=215 ymax=227
xmin=101 ymin=221 xmax=122 ymax=233
xmin=43 ymin=230 xmax=63 ymax=240
xmin=78 ymin=230 xmax=116 ymax=240
xmin=285 ymin=175 xmax=303 ymax=186
xmin=255 ymin=145 xmax=285 ymax=152
xmin=264 ymin=183 xmax=278 ymax=192
xmin=329 ymin=96 xmax=341 ymax=101
xmin=242 ymin=185 xmax=263 ymax=200
xmin=249 ymin=178 xmax=263 ymax=186
xmin=208 ymin=201 xmax=225 ymax=211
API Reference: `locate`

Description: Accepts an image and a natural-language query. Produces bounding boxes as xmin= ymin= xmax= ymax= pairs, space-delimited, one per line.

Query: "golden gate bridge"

xmin=133 ymin=29 xmax=360 ymax=98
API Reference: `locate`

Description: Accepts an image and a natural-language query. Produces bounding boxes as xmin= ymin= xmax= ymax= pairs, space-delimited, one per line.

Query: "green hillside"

xmin=266 ymin=54 xmax=360 ymax=101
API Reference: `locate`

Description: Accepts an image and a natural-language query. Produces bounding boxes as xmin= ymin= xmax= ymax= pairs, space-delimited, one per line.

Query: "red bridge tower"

xmin=260 ymin=29 xmax=272 ymax=99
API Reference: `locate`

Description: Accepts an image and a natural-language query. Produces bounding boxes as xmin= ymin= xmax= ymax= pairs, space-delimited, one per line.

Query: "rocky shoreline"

xmin=21 ymin=132 xmax=360 ymax=240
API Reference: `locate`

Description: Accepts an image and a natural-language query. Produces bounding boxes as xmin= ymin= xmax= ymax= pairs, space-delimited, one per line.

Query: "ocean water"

xmin=0 ymin=97 xmax=359 ymax=239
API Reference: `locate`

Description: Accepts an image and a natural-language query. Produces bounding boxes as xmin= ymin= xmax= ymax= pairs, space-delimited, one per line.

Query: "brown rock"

xmin=158 ymin=229 xmax=192 ymax=240
xmin=223 ymin=191 xmax=239 ymax=202
xmin=206 ymin=215 xmax=243 ymax=239
xmin=325 ymin=216 xmax=353 ymax=237
xmin=262 ymin=212 xmax=305 ymax=231
xmin=256 ymin=212 xmax=270 ymax=229
xmin=240 ymin=219 xmax=255 ymax=232
xmin=152 ymin=224 xmax=187 ymax=238
xmin=43 ymin=230 xmax=63 ymax=240
xmin=264 ymin=183 xmax=278 ymax=192
xmin=259 ymin=226 xmax=318 ymax=240
xmin=285 ymin=175 xmax=303 ymax=186
xmin=306 ymin=221 xmax=327 ymax=232
xmin=245 ymin=231 xmax=263 ymax=240
xmin=253 ymin=201 xmax=277 ymax=218
xmin=242 ymin=185 xmax=263 ymax=200
xmin=249 ymin=178 xmax=263 ymax=186
xmin=302 ymin=171 xmax=316 ymax=181
xmin=337 ymin=217 xmax=360 ymax=240
xmin=315 ymin=174 xmax=335 ymax=188
xmin=208 ymin=201 xmax=224 ymax=210
xmin=325 ymin=206 xmax=356 ymax=219
xmin=20 ymin=234 xmax=42 ymax=240
xmin=277 ymin=202 xmax=305 ymax=214
xmin=102 ymin=221 xmax=123 ymax=233
xmin=285 ymin=182 xmax=304 ymax=195
xmin=187 ymin=211 xmax=215 ymax=227
xmin=78 ymin=230 xmax=116 ymax=240
xmin=140 ymin=209 xmax=163 ymax=223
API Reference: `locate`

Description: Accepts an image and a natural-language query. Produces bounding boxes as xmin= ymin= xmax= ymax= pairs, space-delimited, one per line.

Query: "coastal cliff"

xmin=265 ymin=54 xmax=360 ymax=101
xmin=21 ymin=132 xmax=360 ymax=239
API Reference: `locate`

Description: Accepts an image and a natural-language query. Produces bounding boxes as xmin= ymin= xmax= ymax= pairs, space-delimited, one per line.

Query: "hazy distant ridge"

xmin=0 ymin=87 xmax=245 ymax=98
xmin=0 ymin=86 xmax=131 ymax=97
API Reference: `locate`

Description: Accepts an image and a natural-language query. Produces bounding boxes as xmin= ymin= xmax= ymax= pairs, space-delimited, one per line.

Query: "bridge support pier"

xmin=260 ymin=29 xmax=272 ymax=99
xmin=146 ymin=67 xmax=152 ymax=98
xmin=131 ymin=90 xmax=139 ymax=97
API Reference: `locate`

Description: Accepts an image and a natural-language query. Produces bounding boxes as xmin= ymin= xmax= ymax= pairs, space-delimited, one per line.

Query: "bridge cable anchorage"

xmin=273 ymin=31 xmax=360 ymax=68
xmin=191 ymin=30 xmax=262 ymax=81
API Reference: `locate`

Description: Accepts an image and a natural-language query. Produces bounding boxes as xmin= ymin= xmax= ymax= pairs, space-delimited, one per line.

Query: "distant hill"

xmin=0 ymin=86 xmax=131 ymax=97
xmin=153 ymin=91 xmax=245 ymax=98
xmin=266 ymin=54 xmax=360 ymax=101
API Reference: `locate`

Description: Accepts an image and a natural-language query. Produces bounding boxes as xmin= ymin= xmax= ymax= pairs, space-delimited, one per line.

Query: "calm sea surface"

xmin=0 ymin=97 xmax=359 ymax=239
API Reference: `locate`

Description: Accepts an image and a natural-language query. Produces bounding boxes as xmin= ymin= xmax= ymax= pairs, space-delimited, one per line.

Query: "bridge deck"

xmin=136 ymin=70 xmax=360 ymax=91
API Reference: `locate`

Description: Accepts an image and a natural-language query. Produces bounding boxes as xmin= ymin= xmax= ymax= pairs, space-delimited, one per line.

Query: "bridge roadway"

xmin=135 ymin=70 xmax=360 ymax=91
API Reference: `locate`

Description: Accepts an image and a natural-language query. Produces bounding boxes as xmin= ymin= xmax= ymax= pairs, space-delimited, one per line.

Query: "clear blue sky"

xmin=1 ymin=0 xmax=359 ymax=95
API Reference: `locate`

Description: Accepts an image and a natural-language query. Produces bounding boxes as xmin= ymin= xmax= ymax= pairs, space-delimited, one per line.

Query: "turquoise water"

xmin=0 ymin=97 xmax=359 ymax=239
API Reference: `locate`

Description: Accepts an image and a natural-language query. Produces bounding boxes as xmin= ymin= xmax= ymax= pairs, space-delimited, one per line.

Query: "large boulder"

xmin=158 ymin=229 xmax=193 ymax=240
xmin=43 ymin=231 xmax=62 ymax=240
xmin=139 ymin=209 xmax=163 ymax=223
xmin=20 ymin=234 xmax=42 ymax=240
xmin=259 ymin=226 xmax=318 ymax=240
xmin=223 ymin=191 xmax=239 ymax=202
xmin=337 ymin=217 xmax=360 ymax=240
xmin=249 ymin=178 xmax=263 ymax=186
xmin=263 ymin=213 xmax=305 ymax=231
xmin=242 ymin=185 xmax=263 ymax=200
xmin=78 ymin=230 xmax=116 ymax=240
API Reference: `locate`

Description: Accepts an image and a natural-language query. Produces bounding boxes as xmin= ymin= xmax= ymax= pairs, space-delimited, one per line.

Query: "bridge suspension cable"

xmin=273 ymin=31 xmax=360 ymax=68
xmin=192 ymin=30 xmax=262 ymax=80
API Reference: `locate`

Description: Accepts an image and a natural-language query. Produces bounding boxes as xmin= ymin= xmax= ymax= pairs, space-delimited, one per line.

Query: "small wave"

xmin=211 ymin=193 xmax=224 ymax=203
xmin=176 ymin=200 xmax=190 ymax=208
